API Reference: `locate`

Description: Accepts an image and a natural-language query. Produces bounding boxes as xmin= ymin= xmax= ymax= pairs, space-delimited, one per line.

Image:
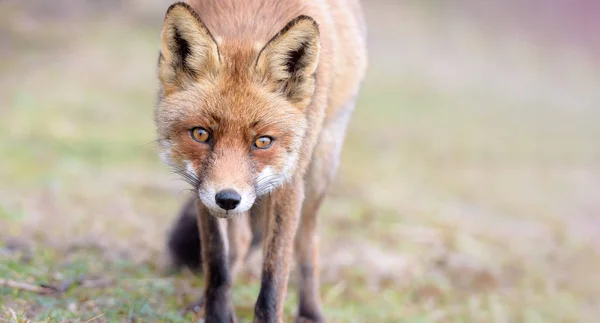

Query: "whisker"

xmin=169 ymin=163 xmax=202 ymax=190
xmin=135 ymin=138 xmax=169 ymax=150
xmin=255 ymin=174 xmax=282 ymax=186
xmin=256 ymin=174 xmax=286 ymax=195
xmin=178 ymin=188 xmax=199 ymax=196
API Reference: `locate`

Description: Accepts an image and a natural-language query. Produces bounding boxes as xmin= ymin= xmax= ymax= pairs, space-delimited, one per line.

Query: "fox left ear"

xmin=159 ymin=2 xmax=220 ymax=95
xmin=256 ymin=16 xmax=320 ymax=105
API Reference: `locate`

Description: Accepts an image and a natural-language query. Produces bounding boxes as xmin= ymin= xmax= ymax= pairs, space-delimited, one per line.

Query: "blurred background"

xmin=1 ymin=0 xmax=599 ymax=322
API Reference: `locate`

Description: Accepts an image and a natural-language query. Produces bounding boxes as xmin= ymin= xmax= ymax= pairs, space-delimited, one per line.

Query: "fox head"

xmin=155 ymin=3 xmax=320 ymax=217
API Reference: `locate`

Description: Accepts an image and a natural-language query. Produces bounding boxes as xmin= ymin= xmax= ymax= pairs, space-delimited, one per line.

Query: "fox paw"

xmin=296 ymin=318 xmax=322 ymax=323
xmin=182 ymin=296 xmax=237 ymax=323
xmin=296 ymin=315 xmax=323 ymax=323
xmin=181 ymin=296 xmax=205 ymax=315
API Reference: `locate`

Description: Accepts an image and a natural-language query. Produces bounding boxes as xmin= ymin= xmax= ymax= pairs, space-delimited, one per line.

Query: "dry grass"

xmin=1 ymin=1 xmax=600 ymax=322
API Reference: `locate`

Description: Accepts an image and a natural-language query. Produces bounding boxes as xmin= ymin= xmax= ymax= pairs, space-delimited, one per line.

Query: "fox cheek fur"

xmin=159 ymin=135 xmax=303 ymax=216
xmin=156 ymin=91 xmax=307 ymax=210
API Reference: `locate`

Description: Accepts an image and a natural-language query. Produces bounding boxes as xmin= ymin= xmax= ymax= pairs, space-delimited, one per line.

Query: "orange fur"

xmin=156 ymin=0 xmax=367 ymax=322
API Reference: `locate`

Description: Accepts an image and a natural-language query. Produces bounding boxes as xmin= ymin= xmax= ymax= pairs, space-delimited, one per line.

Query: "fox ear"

xmin=256 ymin=16 xmax=320 ymax=105
xmin=159 ymin=2 xmax=220 ymax=94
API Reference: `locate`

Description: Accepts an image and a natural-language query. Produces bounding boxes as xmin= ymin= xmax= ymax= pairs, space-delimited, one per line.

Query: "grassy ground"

xmin=2 ymin=1 xmax=600 ymax=322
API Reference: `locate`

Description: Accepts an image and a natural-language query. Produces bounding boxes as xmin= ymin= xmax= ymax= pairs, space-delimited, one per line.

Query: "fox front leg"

xmin=253 ymin=178 xmax=304 ymax=323
xmin=227 ymin=214 xmax=252 ymax=279
xmin=197 ymin=202 xmax=237 ymax=323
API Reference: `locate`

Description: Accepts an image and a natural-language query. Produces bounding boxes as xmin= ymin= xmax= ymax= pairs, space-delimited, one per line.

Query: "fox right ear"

xmin=255 ymin=16 xmax=320 ymax=106
xmin=159 ymin=2 xmax=220 ymax=94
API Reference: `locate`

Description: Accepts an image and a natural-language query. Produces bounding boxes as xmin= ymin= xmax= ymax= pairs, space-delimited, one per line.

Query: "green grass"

xmin=2 ymin=1 xmax=600 ymax=322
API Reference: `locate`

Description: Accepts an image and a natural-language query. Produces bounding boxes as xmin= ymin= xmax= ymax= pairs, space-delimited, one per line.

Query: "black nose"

xmin=215 ymin=189 xmax=241 ymax=211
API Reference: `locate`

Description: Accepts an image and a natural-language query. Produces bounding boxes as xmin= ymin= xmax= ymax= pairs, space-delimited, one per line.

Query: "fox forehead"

xmin=156 ymin=79 xmax=303 ymax=138
xmin=156 ymin=42 xmax=301 ymax=130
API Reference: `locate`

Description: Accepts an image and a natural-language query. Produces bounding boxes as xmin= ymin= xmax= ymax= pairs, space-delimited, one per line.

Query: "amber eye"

xmin=253 ymin=136 xmax=273 ymax=149
xmin=190 ymin=127 xmax=210 ymax=143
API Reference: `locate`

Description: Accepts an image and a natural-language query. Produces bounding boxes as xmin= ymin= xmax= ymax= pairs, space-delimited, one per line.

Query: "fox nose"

xmin=215 ymin=189 xmax=241 ymax=211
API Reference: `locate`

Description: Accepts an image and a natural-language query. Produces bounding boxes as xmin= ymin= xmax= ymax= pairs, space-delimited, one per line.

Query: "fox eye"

xmin=190 ymin=127 xmax=210 ymax=143
xmin=253 ymin=136 xmax=273 ymax=149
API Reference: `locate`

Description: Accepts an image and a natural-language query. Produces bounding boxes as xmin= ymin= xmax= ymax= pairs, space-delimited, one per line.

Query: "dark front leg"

xmin=253 ymin=180 xmax=304 ymax=323
xmin=197 ymin=202 xmax=237 ymax=322
xmin=294 ymin=195 xmax=324 ymax=323
xmin=227 ymin=215 xmax=251 ymax=279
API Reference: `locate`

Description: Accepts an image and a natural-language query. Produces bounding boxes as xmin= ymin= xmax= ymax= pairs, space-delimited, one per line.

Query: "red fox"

xmin=155 ymin=1 xmax=367 ymax=322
